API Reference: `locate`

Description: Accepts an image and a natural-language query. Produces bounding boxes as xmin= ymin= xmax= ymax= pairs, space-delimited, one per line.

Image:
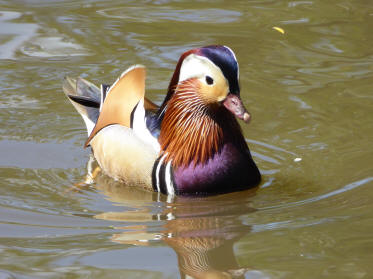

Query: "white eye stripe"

xmin=178 ymin=48 xmax=239 ymax=88
xmin=179 ymin=54 xmax=223 ymax=83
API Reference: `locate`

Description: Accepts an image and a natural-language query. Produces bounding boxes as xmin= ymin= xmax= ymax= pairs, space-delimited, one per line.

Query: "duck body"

xmin=171 ymin=142 xmax=260 ymax=195
xmin=63 ymin=45 xmax=261 ymax=196
xmin=90 ymin=124 xmax=158 ymax=188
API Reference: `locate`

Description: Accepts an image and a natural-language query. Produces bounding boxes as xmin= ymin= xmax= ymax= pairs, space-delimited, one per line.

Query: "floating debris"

xmin=273 ymin=26 xmax=285 ymax=34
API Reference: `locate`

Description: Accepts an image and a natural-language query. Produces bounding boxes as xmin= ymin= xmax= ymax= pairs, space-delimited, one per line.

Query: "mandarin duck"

xmin=63 ymin=45 xmax=261 ymax=195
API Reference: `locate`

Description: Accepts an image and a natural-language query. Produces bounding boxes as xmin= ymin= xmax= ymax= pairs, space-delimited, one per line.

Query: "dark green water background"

xmin=1 ymin=0 xmax=373 ymax=278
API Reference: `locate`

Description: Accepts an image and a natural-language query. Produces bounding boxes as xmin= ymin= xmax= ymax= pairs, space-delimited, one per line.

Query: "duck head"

xmin=160 ymin=45 xmax=250 ymax=123
xmin=159 ymin=45 xmax=253 ymax=169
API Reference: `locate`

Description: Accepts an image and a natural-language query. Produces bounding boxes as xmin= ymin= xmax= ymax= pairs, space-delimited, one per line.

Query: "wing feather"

xmin=85 ymin=65 xmax=146 ymax=147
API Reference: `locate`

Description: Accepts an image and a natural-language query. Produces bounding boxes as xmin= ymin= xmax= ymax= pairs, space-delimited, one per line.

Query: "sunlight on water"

xmin=0 ymin=11 xmax=38 ymax=59
xmin=1 ymin=0 xmax=373 ymax=278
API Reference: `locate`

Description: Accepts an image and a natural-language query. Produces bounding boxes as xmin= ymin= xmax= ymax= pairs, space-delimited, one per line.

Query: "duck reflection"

xmin=93 ymin=175 xmax=257 ymax=279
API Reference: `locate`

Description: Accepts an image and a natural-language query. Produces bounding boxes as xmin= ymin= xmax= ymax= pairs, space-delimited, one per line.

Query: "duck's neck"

xmin=159 ymin=89 xmax=245 ymax=168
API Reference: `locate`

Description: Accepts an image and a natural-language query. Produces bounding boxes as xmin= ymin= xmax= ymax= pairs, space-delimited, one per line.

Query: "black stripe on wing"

xmin=130 ymin=101 xmax=140 ymax=129
xmin=101 ymin=84 xmax=110 ymax=101
xmin=68 ymin=95 xmax=100 ymax=108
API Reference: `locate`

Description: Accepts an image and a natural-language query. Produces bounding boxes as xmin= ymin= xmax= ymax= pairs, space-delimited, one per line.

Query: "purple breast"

xmin=173 ymin=143 xmax=261 ymax=195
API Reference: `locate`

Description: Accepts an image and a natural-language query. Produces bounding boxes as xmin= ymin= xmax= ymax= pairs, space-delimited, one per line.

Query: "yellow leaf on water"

xmin=272 ymin=26 xmax=285 ymax=34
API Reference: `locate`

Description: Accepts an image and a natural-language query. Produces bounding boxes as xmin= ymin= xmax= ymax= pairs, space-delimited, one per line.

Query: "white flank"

xmin=90 ymin=125 xmax=158 ymax=188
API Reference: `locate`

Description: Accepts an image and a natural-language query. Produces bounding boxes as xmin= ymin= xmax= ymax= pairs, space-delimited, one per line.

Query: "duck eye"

xmin=205 ymin=75 xmax=214 ymax=85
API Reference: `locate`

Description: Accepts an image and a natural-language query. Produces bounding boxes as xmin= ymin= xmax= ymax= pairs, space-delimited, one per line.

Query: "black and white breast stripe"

xmin=152 ymin=154 xmax=176 ymax=195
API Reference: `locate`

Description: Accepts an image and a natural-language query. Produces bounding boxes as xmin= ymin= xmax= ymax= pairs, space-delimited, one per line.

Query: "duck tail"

xmin=62 ymin=76 xmax=101 ymax=136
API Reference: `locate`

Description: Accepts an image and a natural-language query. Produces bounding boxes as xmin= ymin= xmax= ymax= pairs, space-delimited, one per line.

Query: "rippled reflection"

xmin=93 ymin=175 xmax=258 ymax=278
xmin=1 ymin=0 xmax=373 ymax=277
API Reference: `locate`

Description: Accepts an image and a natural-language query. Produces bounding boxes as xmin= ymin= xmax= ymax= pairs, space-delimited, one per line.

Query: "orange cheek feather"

xmin=197 ymin=79 xmax=229 ymax=104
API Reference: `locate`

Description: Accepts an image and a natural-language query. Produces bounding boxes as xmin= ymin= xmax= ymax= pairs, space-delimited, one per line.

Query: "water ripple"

xmin=0 ymin=11 xmax=38 ymax=60
xmin=97 ymin=7 xmax=241 ymax=23
xmin=0 ymin=140 xmax=87 ymax=169
xmin=260 ymin=176 xmax=373 ymax=210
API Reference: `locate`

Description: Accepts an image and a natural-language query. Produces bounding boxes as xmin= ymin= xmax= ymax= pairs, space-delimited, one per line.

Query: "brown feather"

xmin=144 ymin=97 xmax=158 ymax=111
xmin=159 ymin=49 xmax=198 ymax=112
xmin=85 ymin=66 xmax=146 ymax=147
xmin=159 ymin=79 xmax=224 ymax=167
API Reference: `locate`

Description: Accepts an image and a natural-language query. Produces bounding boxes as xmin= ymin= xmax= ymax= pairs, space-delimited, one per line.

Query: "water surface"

xmin=1 ymin=0 xmax=373 ymax=278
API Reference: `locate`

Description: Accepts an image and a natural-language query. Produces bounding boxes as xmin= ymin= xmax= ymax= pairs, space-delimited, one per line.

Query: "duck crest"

xmin=159 ymin=79 xmax=227 ymax=167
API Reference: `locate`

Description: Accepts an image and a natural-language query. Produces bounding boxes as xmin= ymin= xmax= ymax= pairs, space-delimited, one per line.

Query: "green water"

xmin=1 ymin=1 xmax=373 ymax=278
